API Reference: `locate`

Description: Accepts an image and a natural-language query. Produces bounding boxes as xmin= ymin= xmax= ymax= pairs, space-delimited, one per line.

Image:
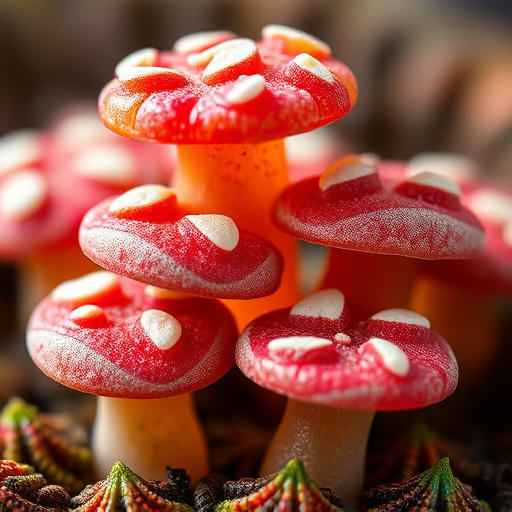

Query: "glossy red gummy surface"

xmin=99 ymin=26 xmax=357 ymax=144
xmin=27 ymin=272 xmax=238 ymax=398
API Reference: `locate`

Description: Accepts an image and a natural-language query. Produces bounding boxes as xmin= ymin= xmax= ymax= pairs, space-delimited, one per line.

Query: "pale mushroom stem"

xmin=260 ymin=398 xmax=374 ymax=505
xmin=320 ymin=249 xmax=419 ymax=312
xmin=92 ymin=393 xmax=208 ymax=484
xmin=175 ymin=141 xmax=301 ymax=328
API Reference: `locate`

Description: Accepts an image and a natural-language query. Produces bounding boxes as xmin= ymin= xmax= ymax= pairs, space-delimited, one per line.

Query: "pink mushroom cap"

xmin=27 ymin=271 xmax=238 ymax=398
xmin=273 ymin=154 xmax=485 ymax=259
xmin=99 ymin=25 xmax=357 ymax=144
xmin=0 ymin=106 xmax=174 ymax=260
xmin=236 ymin=289 xmax=458 ymax=410
xmin=79 ymin=184 xmax=284 ymax=299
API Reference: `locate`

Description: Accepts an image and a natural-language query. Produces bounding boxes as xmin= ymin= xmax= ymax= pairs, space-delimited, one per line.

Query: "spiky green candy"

xmin=70 ymin=461 xmax=194 ymax=512
xmin=215 ymin=459 xmax=343 ymax=512
xmin=364 ymin=458 xmax=490 ymax=511
xmin=0 ymin=397 xmax=93 ymax=494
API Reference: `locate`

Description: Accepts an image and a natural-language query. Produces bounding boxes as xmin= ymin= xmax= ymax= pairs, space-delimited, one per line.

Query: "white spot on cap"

xmin=115 ymin=48 xmax=158 ymax=76
xmin=268 ymin=336 xmax=332 ymax=358
xmin=262 ymin=25 xmax=331 ymax=57
xmin=290 ymin=289 xmax=345 ymax=320
xmin=319 ymin=157 xmax=378 ymax=192
xmin=54 ymin=114 xmax=112 ymax=152
xmin=371 ymin=309 xmax=430 ymax=328
xmin=141 ymin=309 xmax=182 ymax=350
xmin=227 ymin=75 xmax=266 ymax=104
xmin=406 ymin=152 xmax=479 ymax=181
xmin=118 ymin=66 xmax=186 ymax=84
xmin=53 ymin=271 xmax=119 ymax=304
xmin=334 ymin=332 xmax=351 ymax=344
xmin=69 ymin=304 xmax=105 ymax=322
xmin=468 ymin=189 xmax=512 ymax=225
xmin=403 ymin=171 xmax=461 ymax=197
xmin=0 ymin=130 xmax=42 ymax=175
xmin=188 ymin=39 xmax=258 ymax=78
xmin=173 ymin=31 xmax=236 ymax=54
xmin=72 ymin=145 xmax=138 ymax=187
xmin=186 ymin=214 xmax=239 ymax=251
xmin=366 ymin=337 xmax=410 ymax=377
xmin=292 ymin=53 xmax=335 ymax=83
xmin=109 ymin=184 xmax=175 ymax=214
xmin=0 ymin=170 xmax=47 ymax=220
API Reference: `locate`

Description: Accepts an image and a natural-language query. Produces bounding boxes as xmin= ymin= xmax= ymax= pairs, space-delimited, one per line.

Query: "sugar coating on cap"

xmin=80 ymin=192 xmax=283 ymax=299
xmin=235 ymin=292 xmax=458 ymax=410
xmin=99 ymin=25 xmax=357 ymax=144
xmin=27 ymin=272 xmax=238 ymax=398
xmin=274 ymin=154 xmax=485 ymax=259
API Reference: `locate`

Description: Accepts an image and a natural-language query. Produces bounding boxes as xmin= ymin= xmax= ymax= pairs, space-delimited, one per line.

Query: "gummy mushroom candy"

xmin=273 ymin=153 xmax=485 ymax=312
xmin=0 ymin=104 xmax=174 ymax=323
xmin=26 ymin=270 xmax=238 ymax=483
xmin=235 ymin=289 xmax=458 ymax=504
xmin=79 ymin=184 xmax=283 ymax=299
xmin=98 ymin=24 xmax=357 ymax=325
xmin=363 ymin=458 xmax=490 ymax=511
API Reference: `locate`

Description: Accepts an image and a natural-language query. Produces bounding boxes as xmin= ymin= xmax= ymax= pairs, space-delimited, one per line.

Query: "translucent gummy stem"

xmin=260 ymin=398 xmax=374 ymax=505
xmin=92 ymin=393 xmax=208 ymax=484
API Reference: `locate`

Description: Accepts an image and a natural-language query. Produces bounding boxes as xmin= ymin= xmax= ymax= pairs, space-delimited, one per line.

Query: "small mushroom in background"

xmin=235 ymin=288 xmax=458 ymax=504
xmin=273 ymin=153 xmax=485 ymax=313
xmin=79 ymin=184 xmax=283 ymax=300
xmin=0 ymin=104 xmax=175 ymax=326
xmin=98 ymin=24 xmax=358 ymax=326
xmin=26 ymin=270 xmax=238 ymax=484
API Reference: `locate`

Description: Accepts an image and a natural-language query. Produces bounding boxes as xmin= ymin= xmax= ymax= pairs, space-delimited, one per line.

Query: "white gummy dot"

xmin=144 ymin=286 xmax=188 ymax=300
xmin=188 ymin=39 xmax=258 ymax=78
xmin=371 ymin=308 xmax=430 ymax=328
xmin=173 ymin=31 xmax=236 ymax=54
xmin=0 ymin=130 xmax=42 ymax=175
xmin=366 ymin=337 xmax=410 ymax=377
xmin=262 ymin=24 xmax=331 ymax=56
xmin=268 ymin=336 xmax=332 ymax=357
xmin=141 ymin=309 xmax=182 ymax=350
xmin=69 ymin=304 xmax=105 ymax=322
xmin=115 ymin=48 xmax=159 ymax=76
xmin=0 ymin=170 xmax=47 ymax=220
xmin=109 ymin=184 xmax=175 ymax=214
xmin=186 ymin=214 xmax=239 ymax=251
xmin=334 ymin=332 xmax=351 ymax=344
xmin=468 ymin=189 xmax=512 ymax=225
xmin=72 ymin=145 xmax=138 ymax=187
xmin=404 ymin=171 xmax=461 ymax=197
xmin=290 ymin=289 xmax=345 ymax=320
xmin=292 ymin=53 xmax=335 ymax=83
xmin=227 ymin=75 xmax=266 ymax=104
xmin=53 ymin=271 xmax=119 ymax=304
xmin=319 ymin=158 xmax=378 ymax=192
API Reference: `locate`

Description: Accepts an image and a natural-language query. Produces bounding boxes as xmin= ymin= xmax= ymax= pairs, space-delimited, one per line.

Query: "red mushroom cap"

xmin=79 ymin=184 xmax=283 ymax=299
xmin=99 ymin=25 xmax=357 ymax=144
xmin=236 ymin=289 xmax=458 ymax=410
xmin=273 ymin=154 xmax=485 ymax=259
xmin=27 ymin=271 xmax=238 ymax=398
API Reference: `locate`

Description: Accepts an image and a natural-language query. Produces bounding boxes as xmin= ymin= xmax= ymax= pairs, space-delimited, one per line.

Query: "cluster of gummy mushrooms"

xmin=1 ymin=24 xmax=512 ymax=512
